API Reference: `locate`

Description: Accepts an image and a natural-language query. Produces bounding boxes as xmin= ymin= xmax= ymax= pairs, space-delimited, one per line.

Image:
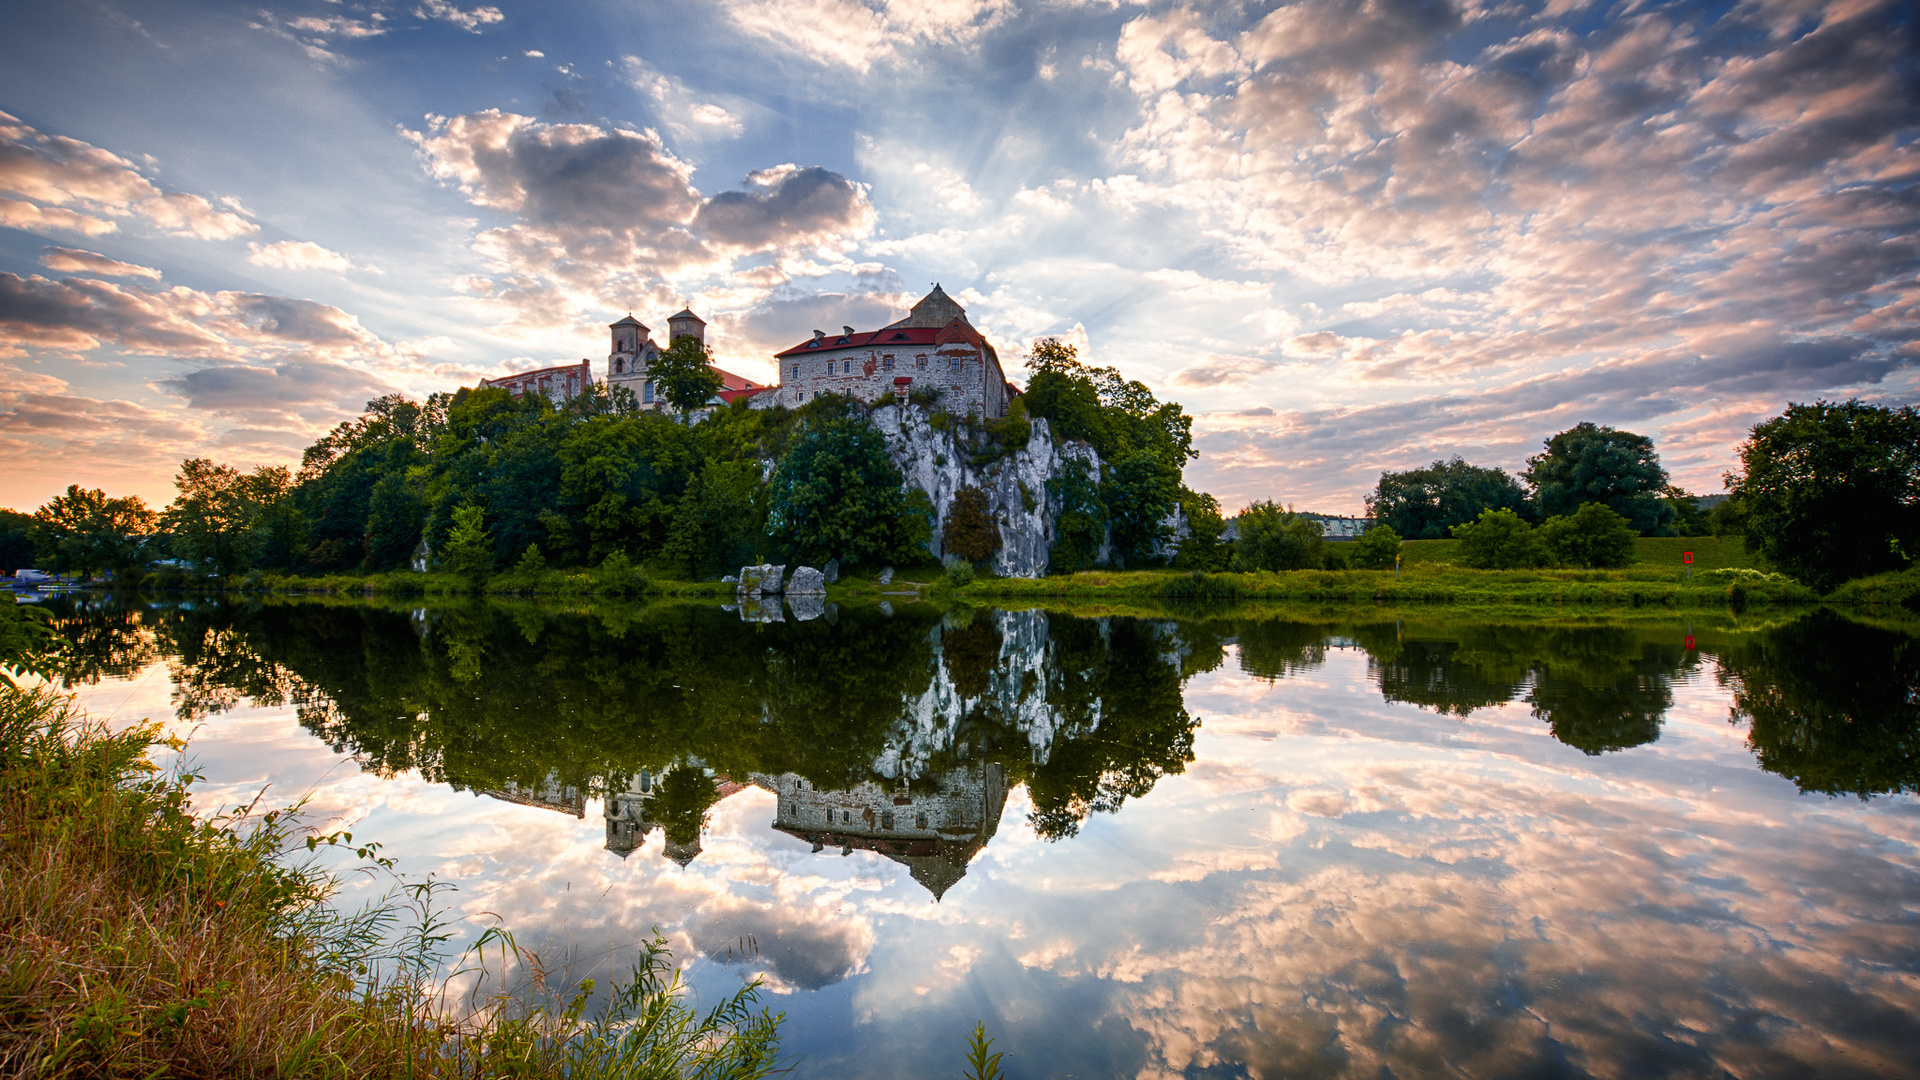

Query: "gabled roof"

xmin=610 ymin=314 xmax=645 ymax=328
xmin=712 ymin=365 xmax=769 ymax=403
xmin=773 ymin=325 xmax=946 ymax=358
xmin=668 ymin=308 xmax=705 ymax=324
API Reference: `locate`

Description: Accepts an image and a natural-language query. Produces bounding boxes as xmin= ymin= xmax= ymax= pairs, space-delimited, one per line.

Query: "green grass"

xmin=1399 ymin=534 xmax=1762 ymax=571
xmin=0 ymin=684 xmax=785 ymax=1079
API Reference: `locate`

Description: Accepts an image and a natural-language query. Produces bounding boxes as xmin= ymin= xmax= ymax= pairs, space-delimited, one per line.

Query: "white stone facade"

xmin=755 ymin=285 xmax=1011 ymax=418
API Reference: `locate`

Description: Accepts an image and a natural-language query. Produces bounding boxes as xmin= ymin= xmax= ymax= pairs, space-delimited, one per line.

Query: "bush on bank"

xmin=0 ymin=684 xmax=785 ymax=1078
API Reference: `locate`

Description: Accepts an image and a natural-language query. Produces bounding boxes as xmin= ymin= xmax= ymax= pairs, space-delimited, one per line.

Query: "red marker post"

xmin=1683 ymin=550 xmax=1693 ymax=582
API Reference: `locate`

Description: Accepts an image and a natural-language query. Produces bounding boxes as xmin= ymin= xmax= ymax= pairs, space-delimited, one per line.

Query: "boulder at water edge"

xmin=737 ymin=564 xmax=786 ymax=595
xmin=788 ymin=565 xmax=827 ymax=595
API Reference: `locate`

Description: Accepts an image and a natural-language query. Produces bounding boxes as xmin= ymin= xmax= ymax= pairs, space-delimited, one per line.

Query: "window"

xmin=949 ymin=354 xmax=959 ymax=370
xmin=791 ymin=363 xmax=799 ymax=379
xmin=824 ymin=361 xmax=832 ymax=375
xmin=613 ymin=357 xmax=625 ymax=374
xmin=881 ymin=810 xmax=895 ymax=830
xmin=842 ymin=809 xmax=851 ymax=823
xmin=883 ymin=355 xmax=894 ymax=372
xmin=843 ymin=360 xmax=852 ymax=374
xmin=642 ymin=379 xmax=655 ymax=403
xmin=915 ymin=811 xmax=928 ymax=829
xmin=916 ymin=355 xmax=928 ymax=369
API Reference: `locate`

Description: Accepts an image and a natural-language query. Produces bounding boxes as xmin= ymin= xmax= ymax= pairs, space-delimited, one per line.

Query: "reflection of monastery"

xmin=476 ymin=285 xmax=1014 ymax=419
xmin=598 ymin=764 xmax=1009 ymax=901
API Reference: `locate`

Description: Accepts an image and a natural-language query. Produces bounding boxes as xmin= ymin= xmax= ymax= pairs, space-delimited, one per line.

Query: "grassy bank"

xmin=1397 ymin=533 xmax=1764 ymax=570
xmin=958 ymin=564 xmax=1818 ymax=608
xmin=0 ymin=684 xmax=783 ymax=1078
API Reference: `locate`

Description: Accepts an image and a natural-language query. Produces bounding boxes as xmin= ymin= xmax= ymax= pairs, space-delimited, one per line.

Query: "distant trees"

xmin=0 ymin=508 xmax=39 ymax=573
xmin=1366 ymin=458 xmax=1530 ymax=540
xmin=33 ymin=486 xmax=157 ymax=579
xmin=1232 ymin=501 xmax=1327 ymax=571
xmin=1171 ymin=489 xmax=1231 ymax=571
xmin=160 ymin=460 xmax=297 ymax=577
xmin=1350 ymin=523 xmax=1402 ymax=570
xmin=1524 ymin=422 xmax=1673 ymax=534
xmin=1727 ymin=400 xmax=1920 ymax=591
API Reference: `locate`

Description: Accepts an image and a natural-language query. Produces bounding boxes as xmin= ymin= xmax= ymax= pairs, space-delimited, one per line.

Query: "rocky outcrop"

xmin=787 ymin=566 xmax=827 ymax=595
xmin=737 ymin=564 xmax=785 ymax=595
xmin=870 ymin=404 xmax=1108 ymax=578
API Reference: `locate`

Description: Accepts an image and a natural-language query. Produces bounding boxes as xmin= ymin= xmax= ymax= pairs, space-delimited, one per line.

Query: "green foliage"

xmin=592 ymin=550 xmax=645 ymax=597
xmin=1728 ymin=399 xmax=1920 ymax=592
xmin=649 ymin=334 xmax=725 ymax=414
xmin=161 ymin=460 xmax=299 ymax=577
xmin=768 ymin=413 xmax=923 ymax=566
xmin=362 ymin=471 xmax=424 ymax=570
xmin=514 ymin=543 xmax=547 ymax=574
xmin=1539 ymin=502 xmax=1638 ymax=568
xmin=1171 ymin=489 xmax=1231 ymax=571
xmin=1023 ymin=339 xmax=1194 ymax=467
xmin=1452 ymin=508 xmax=1550 ymax=569
xmin=0 ymin=603 xmax=57 ymax=686
xmin=1366 ymin=457 xmax=1531 ymax=540
xmin=1525 ymin=421 xmax=1674 ymax=534
xmin=1231 ymin=501 xmax=1326 ymax=571
xmin=1351 ymin=523 xmax=1402 ymax=570
xmin=964 ymin=1022 xmax=1007 ymax=1080
xmin=661 ymin=461 xmax=764 ymax=580
xmin=0 ymin=508 xmax=38 ymax=574
xmin=1664 ymin=487 xmax=1714 ymax=536
xmin=1102 ymin=450 xmax=1181 ymax=568
xmin=971 ymin=396 xmax=1032 ymax=467
xmin=943 ymin=486 xmax=1000 ymax=563
xmin=1047 ymin=457 xmax=1107 ymax=574
xmin=440 ymin=504 xmax=493 ymax=581
xmin=34 ymin=485 xmax=157 ymax=579
xmin=945 ymin=560 xmax=976 ymax=587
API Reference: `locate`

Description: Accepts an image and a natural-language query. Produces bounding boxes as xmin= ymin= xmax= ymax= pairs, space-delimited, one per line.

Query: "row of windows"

xmin=788 ymin=354 xmax=967 ymax=380
xmin=822 ymin=807 xmax=931 ymax=830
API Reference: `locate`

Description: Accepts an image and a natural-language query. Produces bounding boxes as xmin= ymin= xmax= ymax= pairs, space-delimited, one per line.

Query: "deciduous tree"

xmin=651 ymin=335 xmax=724 ymax=416
xmin=1452 ymin=508 xmax=1550 ymax=569
xmin=1524 ymin=422 xmax=1673 ymax=534
xmin=1366 ymin=458 xmax=1531 ymax=540
xmin=1538 ymin=502 xmax=1638 ymax=568
xmin=1231 ymin=501 xmax=1326 ymax=571
xmin=34 ymin=486 xmax=157 ymax=579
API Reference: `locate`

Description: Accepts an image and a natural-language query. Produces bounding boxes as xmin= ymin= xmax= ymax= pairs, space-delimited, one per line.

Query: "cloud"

xmin=247 ymin=240 xmax=356 ymax=274
xmin=0 ymin=110 xmax=257 ymax=240
xmin=405 ymin=110 xmax=876 ymax=340
xmin=414 ymin=0 xmax=504 ymax=33
xmin=39 ymin=247 xmax=161 ymax=280
xmin=722 ymin=0 xmax=1015 ymax=72
xmin=156 ymin=358 xmax=399 ymax=428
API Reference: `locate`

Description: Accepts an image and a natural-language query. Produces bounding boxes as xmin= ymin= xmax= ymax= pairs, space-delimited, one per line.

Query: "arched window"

xmin=614 ymin=357 xmax=625 ymax=374
xmin=642 ymin=379 xmax=655 ymax=404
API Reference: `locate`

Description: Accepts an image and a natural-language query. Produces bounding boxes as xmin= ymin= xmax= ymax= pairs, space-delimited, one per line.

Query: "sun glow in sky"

xmin=0 ymin=0 xmax=1914 ymax=513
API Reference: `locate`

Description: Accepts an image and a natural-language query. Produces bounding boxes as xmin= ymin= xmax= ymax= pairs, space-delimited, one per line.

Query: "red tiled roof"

xmin=713 ymin=365 xmax=768 ymax=403
xmin=774 ymin=325 xmax=944 ymax=358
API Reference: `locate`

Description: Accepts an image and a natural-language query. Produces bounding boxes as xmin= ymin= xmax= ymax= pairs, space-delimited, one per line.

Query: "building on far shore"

xmin=755 ymin=285 xmax=1015 ymax=419
xmin=604 ymin=308 xmax=767 ymax=410
xmin=478 ymin=359 xmax=595 ymax=404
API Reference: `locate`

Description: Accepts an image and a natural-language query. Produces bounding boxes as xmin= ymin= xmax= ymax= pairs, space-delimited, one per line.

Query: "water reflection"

xmin=30 ymin=595 xmax=1920 ymax=1075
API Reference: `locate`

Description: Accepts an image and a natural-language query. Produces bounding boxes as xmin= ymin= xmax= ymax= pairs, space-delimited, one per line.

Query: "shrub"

xmin=1232 ymin=501 xmax=1326 ymax=571
xmin=1538 ymin=502 xmax=1638 ymax=568
xmin=1452 ymin=508 xmax=1550 ymax=569
xmin=439 ymin=503 xmax=493 ymax=581
xmin=593 ymin=550 xmax=645 ymax=597
xmin=1350 ymin=523 xmax=1402 ymax=569
xmin=945 ymin=560 xmax=976 ymax=587
xmin=943 ymin=486 xmax=1001 ymax=562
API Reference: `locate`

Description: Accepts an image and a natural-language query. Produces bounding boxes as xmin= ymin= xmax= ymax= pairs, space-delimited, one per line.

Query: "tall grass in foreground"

xmin=0 ymin=684 xmax=784 ymax=1079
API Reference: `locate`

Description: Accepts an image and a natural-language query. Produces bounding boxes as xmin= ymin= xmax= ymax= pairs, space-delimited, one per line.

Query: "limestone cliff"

xmin=870 ymin=403 xmax=1108 ymax=578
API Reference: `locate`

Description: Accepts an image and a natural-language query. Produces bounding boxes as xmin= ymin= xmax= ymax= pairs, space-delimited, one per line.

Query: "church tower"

xmin=667 ymin=308 xmax=706 ymax=345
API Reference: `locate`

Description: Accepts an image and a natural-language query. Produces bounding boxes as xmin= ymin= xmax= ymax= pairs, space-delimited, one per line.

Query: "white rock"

xmin=787 ymin=565 xmax=827 ymax=595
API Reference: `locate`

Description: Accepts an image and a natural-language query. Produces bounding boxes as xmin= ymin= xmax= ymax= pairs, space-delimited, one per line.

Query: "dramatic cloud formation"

xmin=0 ymin=0 xmax=1913 ymax=510
xmin=0 ymin=110 xmax=257 ymax=240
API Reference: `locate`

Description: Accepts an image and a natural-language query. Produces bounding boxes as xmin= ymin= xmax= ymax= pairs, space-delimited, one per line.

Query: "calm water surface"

xmin=32 ymin=596 xmax=1920 ymax=1078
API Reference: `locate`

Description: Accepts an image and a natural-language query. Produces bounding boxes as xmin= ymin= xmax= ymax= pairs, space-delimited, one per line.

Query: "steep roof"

xmin=668 ymin=308 xmax=705 ymax=324
xmin=712 ymin=365 xmax=769 ymax=404
xmin=773 ymin=325 xmax=945 ymax=358
xmin=610 ymin=314 xmax=645 ymax=328
xmin=898 ymin=284 xmax=965 ymax=328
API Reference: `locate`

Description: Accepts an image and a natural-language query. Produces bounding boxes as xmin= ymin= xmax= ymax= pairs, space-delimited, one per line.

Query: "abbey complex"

xmin=479 ymin=284 xmax=1015 ymax=419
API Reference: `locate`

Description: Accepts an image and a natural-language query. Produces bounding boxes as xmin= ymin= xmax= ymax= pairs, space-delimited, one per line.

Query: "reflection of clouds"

xmin=62 ymin=637 xmax=1920 ymax=1077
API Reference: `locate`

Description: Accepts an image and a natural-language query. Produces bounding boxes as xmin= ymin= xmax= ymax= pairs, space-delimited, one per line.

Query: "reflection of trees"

xmin=37 ymin=596 xmax=160 ymax=686
xmin=1720 ymin=610 xmax=1920 ymax=797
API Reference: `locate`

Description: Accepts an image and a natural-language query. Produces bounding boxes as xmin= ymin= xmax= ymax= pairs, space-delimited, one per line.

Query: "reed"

xmin=0 ymin=684 xmax=784 ymax=1079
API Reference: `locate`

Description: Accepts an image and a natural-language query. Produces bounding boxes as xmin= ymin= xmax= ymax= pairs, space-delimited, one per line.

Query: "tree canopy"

xmin=650 ymin=335 xmax=725 ymax=414
xmin=766 ymin=407 xmax=929 ymax=567
xmin=1727 ymin=400 xmax=1920 ymax=591
xmin=1366 ymin=458 xmax=1531 ymax=540
xmin=33 ymin=486 xmax=156 ymax=578
xmin=1524 ymin=422 xmax=1673 ymax=534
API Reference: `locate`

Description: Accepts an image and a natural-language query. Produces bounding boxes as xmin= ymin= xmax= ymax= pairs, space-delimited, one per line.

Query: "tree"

xmin=1727 ymin=400 xmax=1920 ymax=591
xmin=440 ymin=503 xmax=493 ymax=581
xmin=1101 ymin=451 xmax=1181 ymax=568
xmin=1171 ymin=489 xmax=1230 ymax=571
xmin=1046 ymin=457 xmax=1107 ymax=573
xmin=1366 ymin=458 xmax=1531 ymax=540
xmin=650 ymin=335 xmax=724 ymax=415
xmin=161 ymin=460 xmax=295 ymax=577
xmin=1524 ymin=422 xmax=1673 ymax=534
xmin=1538 ymin=502 xmax=1638 ymax=568
xmin=1351 ymin=523 xmax=1402 ymax=570
xmin=767 ymin=413 xmax=926 ymax=566
xmin=1231 ymin=501 xmax=1326 ymax=571
xmin=33 ymin=486 xmax=157 ymax=579
xmin=942 ymin=486 xmax=1001 ymax=563
xmin=1452 ymin=508 xmax=1550 ymax=569
xmin=0 ymin=508 xmax=40 ymax=574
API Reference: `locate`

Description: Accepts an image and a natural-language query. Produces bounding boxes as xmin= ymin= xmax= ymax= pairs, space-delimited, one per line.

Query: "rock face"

xmin=870 ymin=404 xmax=1109 ymax=578
xmin=737 ymin=564 xmax=786 ymax=595
xmin=787 ymin=565 xmax=827 ymax=595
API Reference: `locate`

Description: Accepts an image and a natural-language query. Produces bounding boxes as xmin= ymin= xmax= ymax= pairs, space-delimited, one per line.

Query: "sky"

xmin=0 ymin=0 xmax=1914 ymax=515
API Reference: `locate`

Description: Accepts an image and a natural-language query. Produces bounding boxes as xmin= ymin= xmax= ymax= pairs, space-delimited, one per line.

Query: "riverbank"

xmin=0 ymin=685 xmax=784 ymax=1078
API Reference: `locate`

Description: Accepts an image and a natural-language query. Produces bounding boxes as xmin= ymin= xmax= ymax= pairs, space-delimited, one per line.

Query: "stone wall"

xmin=758 ymin=339 xmax=1006 ymax=417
